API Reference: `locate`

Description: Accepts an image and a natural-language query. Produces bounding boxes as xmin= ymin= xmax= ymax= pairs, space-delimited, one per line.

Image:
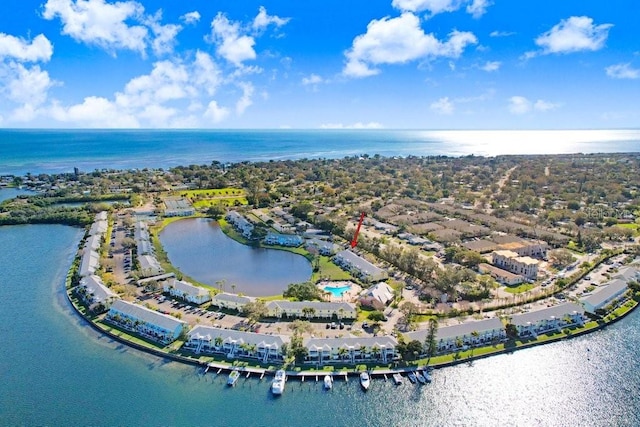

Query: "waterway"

xmin=1 ymin=224 xmax=639 ymax=426
xmin=158 ymin=218 xmax=312 ymax=296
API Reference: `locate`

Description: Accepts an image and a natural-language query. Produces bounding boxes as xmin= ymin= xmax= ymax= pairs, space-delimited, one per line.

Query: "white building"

xmin=360 ymin=282 xmax=394 ymax=305
xmin=138 ymin=254 xmax=163 ymax=278
xmin=511 ymin=303 xmax=585 ymax=338
xmin=210 ymin=293 xmax=253 ymax=311
xmin=492 ymin=250 xmax=539 ymax=280
xmin=106 ymin=300 xmax=186 ymax=344
xmin=226 ymin=211 xmax=254 ymax=238
xmin=185 ymin=325 xmax=286 ymax=362
xmin=78 ymin=275 xmax=119 ymax=309
xmin=406 ymin=317 xmax=506 ymax=353
xmin=304 ymin=336 xmax=397 ymax=365
xmin=163 ymin=278 xmax=211 ymax=305
xmin=580 ymin=278 xmax=630 ymax=314
xmin=266 ymin=300 xmax=357 ymax=320
xmin=333 ymin=249 xmax=388 ymax=282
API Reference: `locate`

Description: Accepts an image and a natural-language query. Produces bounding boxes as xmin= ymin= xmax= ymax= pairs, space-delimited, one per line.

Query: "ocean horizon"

xmin=1 ymin=128 xmax=639 ymax=176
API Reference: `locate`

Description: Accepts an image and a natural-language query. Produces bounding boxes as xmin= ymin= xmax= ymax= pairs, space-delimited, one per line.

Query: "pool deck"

xmin=317 ymin=280 xmax=362 ymax=302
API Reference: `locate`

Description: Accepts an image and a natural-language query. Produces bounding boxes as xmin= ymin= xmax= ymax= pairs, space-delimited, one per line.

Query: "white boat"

xmin=227 ymin=368 xmax=240 ymax=386
xmin=392 ymin=373 xmax=403 ymax=385
xmin=271 ymin=369 xmax=286 ymax=395
xmin=407 ymin=372 xmax=417 ymax=384
xmin=360 ymin=372 xmax=370 ymax=390
xmin=415 ymin=371 xmax=426 ymax=384
xmin=423 ymin=370 xmax=432 ymax=383
xmin=323 ymin=375 xmax=333 ymax=390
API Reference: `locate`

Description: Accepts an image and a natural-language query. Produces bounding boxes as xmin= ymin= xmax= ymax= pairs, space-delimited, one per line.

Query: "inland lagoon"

xmin=158 ymin=218 xmax=312 ymax=296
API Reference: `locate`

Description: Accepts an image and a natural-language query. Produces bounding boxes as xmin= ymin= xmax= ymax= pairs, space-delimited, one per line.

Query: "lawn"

xmin=503 ymin=283 xmax=536 ymax=294
xmin=176 ymin=188 xmax=248 ymax=208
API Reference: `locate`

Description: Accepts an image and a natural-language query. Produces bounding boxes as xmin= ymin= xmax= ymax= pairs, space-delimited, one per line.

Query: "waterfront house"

xmin=106 ymin=300 xmax=186 ymax=344
xmin=78 ymin=275 xmax=119 ymax=310
xmin=263 ymin=232 xmax=303 ymax=247
xmin=360 ymin=282 xmax=395 ymax=305
xmin=266 ymin=300 xmax=357 ymax=320
xmin=163 ymin=278 xmax=211 ymax=305
xmin=79 ymin=248 xmax=100 ymax=277
xmin=211 ymin=293 xmax=253 ymax=311
xmin=333 ymin=249 xmax=388 ymax=282
xmin=305 ymin=238 xmax=338 ymax=256
xmin=163 ymin=197 xmax=195 ymax=217
xmin=138 ymin=254 xmax=163 ymax=278
xmin=478 ymin=263 xmax=524 ymax=286
xmin=510 ymin=303 xmax=585 ymax=338
xmin=492 ymin=250 xmax=539 ymax=280
xmin=225 ymin=211 xmax=254 ymax=238
xmin=581 ymin=278 xmax=630 ymax=314
xmin=405 ymin=317 xmax=506 ymax=353
xmin=185 ymin=325 xmax=286 ymax=362
xmin=135 ymin=221 xmax=153 ymax=255
xmin=304 ymin=336 xmax=397 ymax=365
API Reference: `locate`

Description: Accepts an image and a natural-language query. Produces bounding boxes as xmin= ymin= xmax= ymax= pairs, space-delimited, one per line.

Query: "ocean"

xmin=1 ymin=129 xmax=639 ymax=175
xmin=1 ymin=130 xmax=640 ymax=426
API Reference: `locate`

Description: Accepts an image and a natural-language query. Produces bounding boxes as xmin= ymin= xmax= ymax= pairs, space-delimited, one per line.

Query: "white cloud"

xmin=525 ymin=16 xmax=613 ymax=58
xmin=466 ymin=0 xmax=492 ymax=19
xmin=193 ymin=51 xmax=222 ymax=96
xmin=204 ymin=100 xmax=229 ymax=123
xmin=489 ymin=30 xmax=514 ymax=37
xmin=320 ymin=122 xmax=384 ymax=129
xmin=606 ymin=63 xmax=640 ymax=79
xmin=392 ymin=0 xmax=492 ymax=18
xmin=0 ymin=62 xmax=56 ymax=122
xmin=302 ymin=74 xmax=324 ymax=85
xmin=145 ymin=11 xmax=182 ymax=56
xmin=211 ymin=12 xmax=256 ymax=66
xmin=0 ymin=33 xmax=53 ymax=62
xmin=253 ymin=6 xmax=290 ymax=31
xmin=430 ymin=97 xmax=454 ymax=114
xmin=509 ymin=96 xmax=559 ymax=114
xmin=235 ymin=82 xmax=254 ymax=115
xmin=43 ymin=0 xmax=148 ymax=55
xmin=480 ymin=60 xmax=500 ymax=72
xmin=343 ymin=13 xmax=477 ymax=78
xmin=508 ymin=96 xmax=530 ymax=114
xmin=50 ymin=96 xmax=140 ymax=127
xmin=181 ymin=11 xmax=201 ymax=25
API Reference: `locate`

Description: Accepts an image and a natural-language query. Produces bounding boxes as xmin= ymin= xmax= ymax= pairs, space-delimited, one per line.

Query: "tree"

xmin=243 ymin=300 xmax=267 ymax=325
xmin=548 ymin=249 xmax=575 ymax=268
xmin=425 ymin=317 xmax=439 ymax=359
xmin=367 ymin=310 xmax=386 ymax=322
xmin=301 ymin=306 xmax=317 ymax=320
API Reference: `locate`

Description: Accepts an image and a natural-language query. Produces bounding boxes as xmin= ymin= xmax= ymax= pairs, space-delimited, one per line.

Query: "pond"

xmin=158 ymin=218 xmax=312 ymax=296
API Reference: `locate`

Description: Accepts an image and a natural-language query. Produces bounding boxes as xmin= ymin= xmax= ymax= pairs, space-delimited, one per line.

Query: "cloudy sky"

xmin=0 ymin=0 xmax=638 ymax=129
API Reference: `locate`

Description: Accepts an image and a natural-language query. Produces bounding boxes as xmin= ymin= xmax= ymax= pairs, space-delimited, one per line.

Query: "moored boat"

xmin=415 ymin=371 xmax=426 ymax=384
xmin=407 ymin=371 xmax=417 ymax=384
xmin=324 ymin=375 xmax=333 ymax=390
xmin=271 ymin=369 xmax=286 ymax=395
xmin=392 ymin=373 xmax=403 ymax=385
xmin=227 ymin=368 xmax=240 ymax=386
xmin=360 ymin=371 xmax=370 ymax=390
xmin=422 ymin=369 xmax=432 ymax=383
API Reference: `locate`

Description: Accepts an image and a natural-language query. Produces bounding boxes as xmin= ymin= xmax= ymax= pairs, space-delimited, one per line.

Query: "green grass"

xmin=176 ymin=188 xmax=248 ymax=208
xmin=503 ymin=283 xmax=536 ymax=294
xmin=312 ymin=256 xmax=353 ymax=281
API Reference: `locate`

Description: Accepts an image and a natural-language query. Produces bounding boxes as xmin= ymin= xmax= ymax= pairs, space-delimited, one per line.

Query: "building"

xmin=406 ymin=317 xmax=506 ymax=353
xmin=163 ymin=197 xmax=195 ymax=217
xmin=78 ymin=275 xmax=119 ymax=310
xmin=266 ymin=300 xmax=357 ymax=320
xmin=210 ymin=293 xmax=253 ymax=311
xmin=135 ymin=221 xmax=153 ymax=255
xmin=493 ymin=235 xmax=548 ymax=258
xmin=79 ymin=211 xmax=109 ymax=277
xmin=106 ymin=300 xmax=186 ymax=344
xmin=263 ymin=232 xmax=303 ymax=247
xmin=478 ymin=263 xmax=524 ymax=286
xmin=305 ymin=238 xmax=339 ymax=256
xmin=225 ymin=211 xmax=254 ymax=238
xmin=510 ymin=303 xmax=585 ymax=338
xmin=304 ymin=336 xmax=397 ymax=365
xmin=138 ymin=254 xmax=163 ymax=278
xmin=184 ymin=325 xmax=286 ymax=362
xmin=163 ymin=278 xmax=211 ymax=305
xmin=492 ymin=250 xmax=539 ymax=280
xmin=360 ymin=282 xmax=394 ymax=305
xmin=333 ymin=249 xmax=388 ymax=282
xmin=581 ymin=278 xmax=630 ymax=314
xmin=79 ymin=249 xmax=100 ymax=277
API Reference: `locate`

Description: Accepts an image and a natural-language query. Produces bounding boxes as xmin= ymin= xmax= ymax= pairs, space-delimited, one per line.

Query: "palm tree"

xmin=371 ymin=345 xmax=381 ymax=361
xmin=337 ymin=346 xmax=348 ymax=361
xmin=302 ymin=306 xmax=316 ymax=320
xmin=231 ymin=283 xmax=236 ymax=294
xmin=214 ymin=336 xmax=223 ymax=349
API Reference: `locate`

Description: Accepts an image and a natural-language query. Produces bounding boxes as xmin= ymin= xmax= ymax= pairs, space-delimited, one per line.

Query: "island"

xmin=2 ymin=153 xmax=639 ymax=381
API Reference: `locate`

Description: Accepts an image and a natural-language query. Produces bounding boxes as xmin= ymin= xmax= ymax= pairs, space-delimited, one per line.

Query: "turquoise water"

xmin=1 ymin=224 xmax=640 ymax=426
xmin=159 ymin=218 xmax=312 ymax=296
xmin=1 ymin=129 xmax=640 ymax=175
xmin=324 ymin=285 xmax=352 ymax=297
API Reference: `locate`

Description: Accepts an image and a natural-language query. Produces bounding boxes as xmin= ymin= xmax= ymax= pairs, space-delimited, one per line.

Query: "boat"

xmin=422 ymin=370 xmax=432 ymax=383
xmin=323 ymin=375 xmax=333 ymax=390
xmin=227 ymin=368 xmax=240 ymax=386
xmin=360 ymin=371 xmax=370 ymax=390
xmin=271 ymin=369 xmax=286 ymax=395
xmin=407 ymin=371 xmax=417 ymax=384
xmin=392 ymin=373 xmax=403 ymax=385
xmin=415 ymin=371 xmax=426 ymax=384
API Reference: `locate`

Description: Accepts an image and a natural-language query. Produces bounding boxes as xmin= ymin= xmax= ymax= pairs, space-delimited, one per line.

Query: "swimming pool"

xmin=323 ymin=285 xmax=351 ymax=297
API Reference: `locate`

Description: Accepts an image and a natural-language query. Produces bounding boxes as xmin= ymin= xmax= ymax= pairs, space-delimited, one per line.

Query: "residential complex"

xmin=106 ymin=300 xmax=186 ymax=344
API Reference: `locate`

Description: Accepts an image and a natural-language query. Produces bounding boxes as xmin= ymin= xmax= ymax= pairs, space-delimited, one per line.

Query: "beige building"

xmin=492 ymin=250 xmax=539 ymax=280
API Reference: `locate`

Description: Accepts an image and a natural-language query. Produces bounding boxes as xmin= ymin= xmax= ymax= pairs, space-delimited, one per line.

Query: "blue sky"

xmin=0 ymin=0 xmax=638 ymax=129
